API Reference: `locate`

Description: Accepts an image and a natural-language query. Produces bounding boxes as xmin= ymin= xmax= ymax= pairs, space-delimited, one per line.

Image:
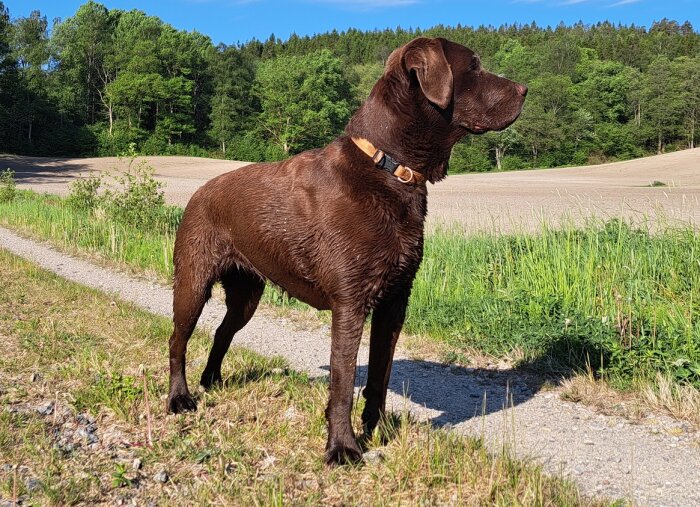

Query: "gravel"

xmin=2 ymin=225 xmax=700 ymax=506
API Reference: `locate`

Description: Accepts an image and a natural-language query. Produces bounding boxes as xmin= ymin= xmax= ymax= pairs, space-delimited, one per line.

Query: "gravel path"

xmin=1 ymin=225 xmax=699 ymax=506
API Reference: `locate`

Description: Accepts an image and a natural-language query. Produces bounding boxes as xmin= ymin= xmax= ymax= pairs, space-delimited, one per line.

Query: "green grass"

xmin=409 ymin=221 xmax=700 ymax=389
xmin=0 ymin=249 xmax=597 ymax=505
xmin=1 ymin=189 xmax=698 ymax=390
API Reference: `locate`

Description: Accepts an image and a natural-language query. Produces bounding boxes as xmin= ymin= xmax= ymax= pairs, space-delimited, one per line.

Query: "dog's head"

xmin=390 ymin=37 xmax=527 ymax=135
xmin=348 ymin=37 xmax=526 ymax=182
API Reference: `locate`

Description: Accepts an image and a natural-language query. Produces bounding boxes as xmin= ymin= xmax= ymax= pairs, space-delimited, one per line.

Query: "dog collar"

xmin=351 ymin=137 xmax=425 ymax=185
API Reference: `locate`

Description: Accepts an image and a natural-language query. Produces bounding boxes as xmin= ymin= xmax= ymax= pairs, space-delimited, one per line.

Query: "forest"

xmin=0 ymin=0 xmax=698 ymax=172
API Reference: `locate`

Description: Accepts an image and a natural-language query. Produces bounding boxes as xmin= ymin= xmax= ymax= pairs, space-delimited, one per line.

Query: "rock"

xmin=36 ymin=402 xmax=54 ymax=416
xmin=132 ymin=458 xmax=142 ymax=470
xmin=26 ymin=477 xmax=42 ymax=491
xmin=283 ymin=407 xmax=297 ymax=420
xmin=271 ymin=368 xmax=285 ymax=376
xmin=153 ymin=470 xmax=169 ymax=483
xmin=259 ymin=455 xmax=277 ymax=470
xmin=362 ymin=449 xmax=385 ymax=465
xmin=76 ymin=413 xmax=94 ymax=425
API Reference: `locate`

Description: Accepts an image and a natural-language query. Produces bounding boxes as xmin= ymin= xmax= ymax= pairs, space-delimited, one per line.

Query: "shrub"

xmin=66 ymin=150 xmax=180 ymax=231
xmin=102 ymin=157 xmax=167 ymax=228
xmin=67 ymin=173 xmax=102 ymax=211
xmin=0 ymin=168 xmax=16 ymax=203
xmin=500 ymin=155 xmax=527 ymax=171
xmin=449 ymin=142 xmax=493 ymax=173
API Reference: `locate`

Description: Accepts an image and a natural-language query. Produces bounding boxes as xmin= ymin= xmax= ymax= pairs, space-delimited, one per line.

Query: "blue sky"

xmin=6 ymin=0 xmax=699 ymax=46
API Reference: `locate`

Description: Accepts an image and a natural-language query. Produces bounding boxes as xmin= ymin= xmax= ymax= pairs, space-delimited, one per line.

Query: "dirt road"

xmin=3 ymin=148 xmax=699 ymax=232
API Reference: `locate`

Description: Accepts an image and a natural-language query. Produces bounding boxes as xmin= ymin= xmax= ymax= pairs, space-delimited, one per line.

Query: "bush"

xmin=449 ymin=142 xmax=493 ymax=173
xmin=227 ymin=133 xmax=270 ymax=162
xmin=0 ymin=168 xmax=16 ymax=203
xmin=66 ymin=151 xmax=180 ymax=231
xmin=102 ymin=158 xmax=167 ymax=228
xmin=67 ymin=173 xmax=101 ymax=211
xmin=91 ymin=125 xmax=139 ymax=157
xmin=500 ymin=155 xmax=527 ymax=171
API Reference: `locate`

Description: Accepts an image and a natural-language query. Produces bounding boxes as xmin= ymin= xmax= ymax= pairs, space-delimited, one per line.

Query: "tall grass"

xmin=1 ymin=189 xmax=698 ymax=388
xmin=0 ymin=191 xmax=180 ymax=277
xmin=410 ymin=221 xmax=700 ymax=388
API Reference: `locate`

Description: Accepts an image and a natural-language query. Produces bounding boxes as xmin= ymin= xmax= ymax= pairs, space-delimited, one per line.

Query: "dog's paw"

xmin=324 ymin=440 xmax=363 ymax=466
xmin=167 ymin=393 xmax=197 ymax=414
xmin=361 ymin=412 xmax=380 ymax=436
xmin=199 ymin=369 xmax=223 ymax=390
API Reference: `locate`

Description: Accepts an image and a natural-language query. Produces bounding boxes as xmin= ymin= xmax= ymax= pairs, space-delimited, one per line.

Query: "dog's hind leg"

xmin=200 ymin=269 xmax=265 ymax=389
xmin=361 ymin=292 xmax=409 ymax=436
xmin=167 ymin=260 xmax=214 ymax=414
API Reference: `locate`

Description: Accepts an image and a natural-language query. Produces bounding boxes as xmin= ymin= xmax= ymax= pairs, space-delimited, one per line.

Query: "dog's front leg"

xmin=325 ymin=305 xmax=365 ymax=464
xmin=361 ymin=293 xmax=409 ymax=436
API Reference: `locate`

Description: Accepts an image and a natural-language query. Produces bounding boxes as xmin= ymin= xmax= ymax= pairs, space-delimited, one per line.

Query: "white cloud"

xmin=609 ymin=0 xmax=641 ymax=6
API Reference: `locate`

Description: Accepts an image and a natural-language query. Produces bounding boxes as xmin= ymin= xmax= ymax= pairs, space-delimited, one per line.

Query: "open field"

xmin=2 ymin=148 xmax=700 ymax=232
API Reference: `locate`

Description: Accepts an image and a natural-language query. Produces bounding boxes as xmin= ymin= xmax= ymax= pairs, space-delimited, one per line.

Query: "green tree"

xmin=254 ymin=50 xmax=352 ymax=155
xmin=51 ymin=1 xmax=116 ymax=126
xmin=643 ymin=56 xmax=684 ymax=153
xmin=673 ymin=57 xmax=700 ymax=148
xmin=484 ymin=128 xmax=519 ymax=170
xmin=208 ymin=45 xmax=256 ymax=154
xmin=10 ymin=9 xmax=50 ymax=144
xmin=0 ymin=1 xmax=14 ymax=147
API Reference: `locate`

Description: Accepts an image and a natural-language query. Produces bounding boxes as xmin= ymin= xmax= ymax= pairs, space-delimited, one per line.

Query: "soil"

xmin=3 ymin=148 xmax=699 ymax=232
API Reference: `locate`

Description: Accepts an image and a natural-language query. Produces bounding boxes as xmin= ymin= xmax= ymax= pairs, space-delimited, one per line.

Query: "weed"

xmin=66 ymin=173 xmax=101 ymax=211
xmin=73 ymin=372 xmax=144 ymax=421
xmin=0 ymin=168 xmax=16 ymax=203
xmin=111 ymin=463 xmax=133 ymax=488
xmin=66 ymin=154 xmax=182 ymax=230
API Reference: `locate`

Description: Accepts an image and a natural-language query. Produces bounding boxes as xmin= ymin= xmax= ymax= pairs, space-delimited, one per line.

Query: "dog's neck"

xmin=345 ymin=76 xmax=460 ymax=184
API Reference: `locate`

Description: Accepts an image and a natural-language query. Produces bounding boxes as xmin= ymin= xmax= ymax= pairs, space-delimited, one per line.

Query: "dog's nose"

xmin=516 ymin=84 xmax=528 ymax=97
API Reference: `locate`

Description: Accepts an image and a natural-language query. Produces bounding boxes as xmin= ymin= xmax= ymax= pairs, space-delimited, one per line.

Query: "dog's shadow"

xmin=322 ymin=358 xmax=551 ymax=428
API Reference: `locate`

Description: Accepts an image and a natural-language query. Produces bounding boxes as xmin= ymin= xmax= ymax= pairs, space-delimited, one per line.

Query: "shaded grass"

xmin=1 ymin=190 xmax=698 ymax=390
xmin=0 ymin=249 xmax=597 ymax=505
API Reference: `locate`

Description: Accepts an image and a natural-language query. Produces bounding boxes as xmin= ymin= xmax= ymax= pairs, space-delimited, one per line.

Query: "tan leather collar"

xmin=351 ymin=137 xmax=425 ymax=185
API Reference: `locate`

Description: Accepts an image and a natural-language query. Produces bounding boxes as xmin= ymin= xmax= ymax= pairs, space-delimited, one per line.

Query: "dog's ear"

xmin=404 ymin=38 xmax=453 ymax=109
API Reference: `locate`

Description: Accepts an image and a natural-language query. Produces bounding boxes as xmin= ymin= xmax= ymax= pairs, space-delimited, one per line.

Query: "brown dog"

xmin=167 ymin=37 xmax=526 ymax=464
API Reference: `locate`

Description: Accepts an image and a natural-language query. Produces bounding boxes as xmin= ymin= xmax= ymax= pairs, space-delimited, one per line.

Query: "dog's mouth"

xmin=460 ymin=123 xmax=490 ymax=135
xmin=467 ymin=124 xmax=488 ymax=134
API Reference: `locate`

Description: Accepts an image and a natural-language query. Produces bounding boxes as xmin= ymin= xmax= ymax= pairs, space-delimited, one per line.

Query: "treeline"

xmin=1 ymin=1 xmax=699 ymax=171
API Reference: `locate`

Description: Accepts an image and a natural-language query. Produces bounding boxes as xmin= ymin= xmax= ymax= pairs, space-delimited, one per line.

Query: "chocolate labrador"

xmin=167 ymin=37 xmax=527 ymax=464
